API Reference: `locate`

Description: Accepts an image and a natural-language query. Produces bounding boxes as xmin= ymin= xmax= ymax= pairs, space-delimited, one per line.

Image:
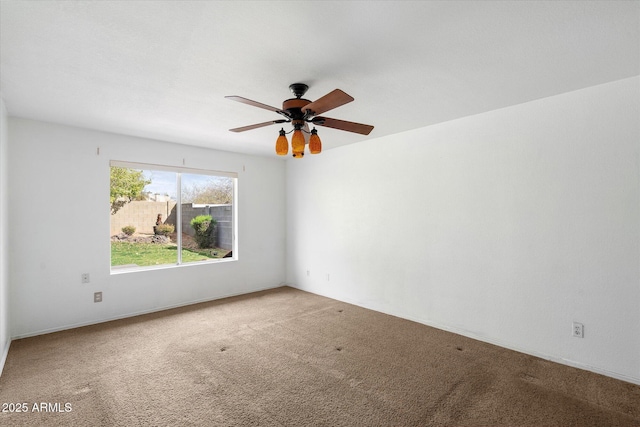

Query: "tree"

xmin=190 ymin=215 xmax=217 ymax=248
xmin=110 ymin=167 xmax=151 ymax=214
xmin=182 ymin=177 xmax=233 ymax=204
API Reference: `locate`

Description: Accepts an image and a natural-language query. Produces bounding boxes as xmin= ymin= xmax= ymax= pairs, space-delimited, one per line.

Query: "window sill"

xmin=110 ymin=257 xmax=237 ymax=275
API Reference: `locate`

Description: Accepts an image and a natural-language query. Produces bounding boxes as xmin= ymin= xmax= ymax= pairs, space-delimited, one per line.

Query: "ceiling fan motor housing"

xmin=285 ymin=83 xmax=313 ymax=124
xmin=282 ymin=98 xmax=312 ymax=120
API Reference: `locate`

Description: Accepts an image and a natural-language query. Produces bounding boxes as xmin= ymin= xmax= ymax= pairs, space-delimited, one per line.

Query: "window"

xmin=110 ymin=161 xmax=236 ymax=272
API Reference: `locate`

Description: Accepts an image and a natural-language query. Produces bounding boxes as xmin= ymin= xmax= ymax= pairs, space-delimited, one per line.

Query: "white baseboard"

xmin=0 ymin=338 xmax=10 ymax=379
xmin=410 ymin=314 xmax=640 ymax=386
xmin=12 ymin=283 xmax=284 ymax=340
xmin=288 ymin=283 xmax=640 ymax=386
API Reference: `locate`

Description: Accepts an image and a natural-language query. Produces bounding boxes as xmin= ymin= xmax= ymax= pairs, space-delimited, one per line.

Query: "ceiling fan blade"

xmin=303 ymin=89 xmax=354 ymax=116
xmin=312 ymin=117 xmax=374 ymax=135
xmin=230 ymin=120 xmax=286 ymax=133
xmin=225 ymin=96 xmax=283 ymax=113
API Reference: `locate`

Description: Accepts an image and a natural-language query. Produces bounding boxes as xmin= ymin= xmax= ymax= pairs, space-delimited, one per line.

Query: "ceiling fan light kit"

xmin=308 ymin=128 xmax=321 ymax=154
xmin=291 ymin=127 xmax=306 ymax=157
xmin=275 ymin=128 xmax=288 ymax=156
xmin=226 ymin=83 xmax=374 ymax=158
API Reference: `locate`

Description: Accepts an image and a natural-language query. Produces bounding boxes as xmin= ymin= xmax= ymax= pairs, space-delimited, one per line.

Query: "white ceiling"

xmin=1 ymin=1 xmax=638 ymax=157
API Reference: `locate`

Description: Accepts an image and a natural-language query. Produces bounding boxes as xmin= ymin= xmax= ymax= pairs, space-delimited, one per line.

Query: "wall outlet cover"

xmin=572 ymin=322 xmax=584 ymax=338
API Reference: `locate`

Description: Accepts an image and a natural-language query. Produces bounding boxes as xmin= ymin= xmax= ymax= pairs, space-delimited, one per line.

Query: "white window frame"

xmin=110 ymin=160 xmax=237 ymax=274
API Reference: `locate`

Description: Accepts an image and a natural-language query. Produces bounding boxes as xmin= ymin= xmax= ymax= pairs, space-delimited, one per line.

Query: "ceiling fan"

xmin=226 ymin=83 xmax=374 ymax=158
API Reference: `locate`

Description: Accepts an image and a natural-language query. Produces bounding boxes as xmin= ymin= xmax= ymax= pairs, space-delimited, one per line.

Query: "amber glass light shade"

xmin=275 ymin=129 xmax=288 ymax=156
xmin=291 ymin=128 xmax=305 ymax=157
xmin=292 ymin=152 xmax=304 ymax=158
xmin=309 ymin=128 xmax=322 ymax=154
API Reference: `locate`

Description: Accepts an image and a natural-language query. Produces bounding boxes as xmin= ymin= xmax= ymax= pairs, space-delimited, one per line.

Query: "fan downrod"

xmin=289 ymin=83 xmax=309 ymax=99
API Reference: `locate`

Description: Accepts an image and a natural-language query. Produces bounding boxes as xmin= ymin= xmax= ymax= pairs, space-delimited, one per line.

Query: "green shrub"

xmin=122 ymin=225 xmax=136 ymax=236
xmin=154 ymin=223 xmax=175 ymax=236
xmin=190 ymin=215 xmax=217 ymax=248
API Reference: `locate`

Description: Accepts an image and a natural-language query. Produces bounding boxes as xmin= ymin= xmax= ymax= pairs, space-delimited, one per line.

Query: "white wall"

xmin=9 ymin=119 xmax=286 ymax=338
xmin=4 ymin=77 xmax=639 ymax=384
xmin=286 ymin=76 xmax=640 ymax=384
xmin=0 ymin=97 xmax=10 ymax=374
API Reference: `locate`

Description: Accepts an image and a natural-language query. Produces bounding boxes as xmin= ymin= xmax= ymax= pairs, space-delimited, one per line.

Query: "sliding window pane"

xmin=110 ymin=167 xmax=178 ymax=269
xmin=180 ymin=173 xmax=234 ymax=263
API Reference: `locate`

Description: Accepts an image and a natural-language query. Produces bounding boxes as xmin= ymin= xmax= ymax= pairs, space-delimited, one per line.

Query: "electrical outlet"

xmin=572 ymin=322 xmax=584 ymax=338
xmin=94 ymin=292 xmax=102 ymax=303
xmin=81 ymin=273 xmax=90 ymax=284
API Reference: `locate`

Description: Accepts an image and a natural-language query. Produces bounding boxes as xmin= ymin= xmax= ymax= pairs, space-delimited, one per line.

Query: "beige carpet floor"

xmin=0 ymin=286 xmax=638 ymax=426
